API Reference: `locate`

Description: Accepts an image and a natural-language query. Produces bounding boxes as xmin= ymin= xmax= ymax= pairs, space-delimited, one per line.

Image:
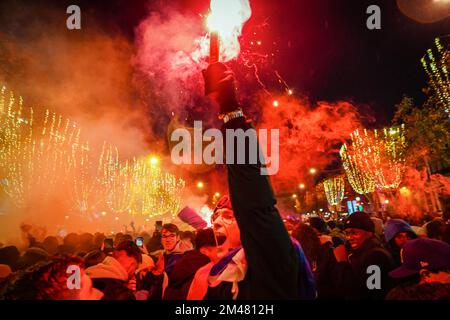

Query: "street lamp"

xmin=149 ymin=155 xmax=159 ymax=166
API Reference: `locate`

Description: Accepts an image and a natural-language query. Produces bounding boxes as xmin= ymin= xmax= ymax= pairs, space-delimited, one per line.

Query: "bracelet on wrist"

xmin=220 ymin=109 xmax=244 ymax=123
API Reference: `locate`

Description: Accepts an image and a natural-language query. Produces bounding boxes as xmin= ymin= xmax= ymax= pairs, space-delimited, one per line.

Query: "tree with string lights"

xmin=322 ymin=175 xmax=345 ymax=213
xmin=340 ymin=125 xmax=408 ymax=211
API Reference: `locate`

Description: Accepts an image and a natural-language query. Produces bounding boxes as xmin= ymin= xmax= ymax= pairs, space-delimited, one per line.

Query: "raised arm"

xmin=203 ymin=63 xmax=300 ymax=299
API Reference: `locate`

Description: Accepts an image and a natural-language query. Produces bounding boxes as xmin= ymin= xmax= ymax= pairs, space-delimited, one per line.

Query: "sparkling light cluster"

xmin=421 ymin=37 xmax=450 ymax=114
xmin=0 ymin=86 xmax=185 ymax=217
xmin=130 ymin=158 xmax=185 ymax=218
xmin=0 ymin=87 xmax=80 ymax=207
xmin=340 ymin=144 xmax=375 ymax=195
xmin=340 ymin=125 xmax=407 ymax=194
xmin=322 ymin=175 xmax=345 ymax=206
xmin=206 ymin=0 xmax=252 ymax=62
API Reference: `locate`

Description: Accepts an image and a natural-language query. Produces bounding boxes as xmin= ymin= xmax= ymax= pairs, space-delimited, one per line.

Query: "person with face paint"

xmin=201 ymin=62 xmax=316 ymax=300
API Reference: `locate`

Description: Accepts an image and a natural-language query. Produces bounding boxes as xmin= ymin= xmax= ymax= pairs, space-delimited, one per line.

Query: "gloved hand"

xmin=203 ymin=62 xmax=241 ymax=116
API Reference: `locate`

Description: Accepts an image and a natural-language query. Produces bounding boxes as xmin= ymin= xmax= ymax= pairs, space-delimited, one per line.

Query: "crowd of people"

xmin=0 ymin=207 xmax=448 ymax=300
xmin=0 ymin=62 xmax=449 ymax=301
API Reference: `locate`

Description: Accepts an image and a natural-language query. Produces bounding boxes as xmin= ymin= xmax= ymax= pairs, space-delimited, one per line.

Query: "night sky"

xmin=36 ymin=0 xmax=449 ymax=125
xmin=1 ymin=0 xmax=449 ymax=124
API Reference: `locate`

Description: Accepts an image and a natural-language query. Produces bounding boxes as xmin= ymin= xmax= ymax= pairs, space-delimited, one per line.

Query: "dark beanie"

xmin=0 ymin=246 xmax=20 ymax=270
xmin=344 ymin=211 xmax=375 ymax=233
xmin=309 ymin=217 xmax=328 ymax=234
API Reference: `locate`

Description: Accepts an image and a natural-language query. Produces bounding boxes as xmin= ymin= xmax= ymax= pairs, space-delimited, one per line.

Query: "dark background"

xmin=1 ymin=0 xmax=449 ymax=124
xmin=37 ymin=0 xmax=450 ymax=124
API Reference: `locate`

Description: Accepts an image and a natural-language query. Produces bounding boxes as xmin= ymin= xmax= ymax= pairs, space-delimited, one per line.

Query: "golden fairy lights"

xmin=340 ymin=125 xmax=407 ymax=194
xmin=98 ymin=143 xmax=134 ymax=214
xmin=421 ymin=37 xmax=449 ymax=114
xmin=71 ymin=140 xmax=99 ymax=213
xmin=130 ymin=158 xmax=185 ymax=218
xmin=0 ymin=87 xmax=80 ymax=207
xmin=0 ymin=88 xmax=31 ymax=206
xmin=322 ymin=175 xmax=345 ymax=206
xmin=0 ymin=86 xmax=185 ymax=217
xmin=340 ymin=143 xmax=375 ymax=195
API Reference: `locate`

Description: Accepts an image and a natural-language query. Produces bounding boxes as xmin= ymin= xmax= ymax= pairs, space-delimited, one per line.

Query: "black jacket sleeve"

xmin=363 ymin=250 xmax=395 ymax=300
xmin=223 ymin=117 xmax=299 ymax=299
xmin=337 ymin=249 xmax=395 ymax=300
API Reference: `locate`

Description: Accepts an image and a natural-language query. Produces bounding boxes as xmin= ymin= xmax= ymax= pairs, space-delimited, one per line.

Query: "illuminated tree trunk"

xmin=424 ymin=157 xmax=443 ymax=213
xmin=365 ymin=193 xmax=379 ymax=213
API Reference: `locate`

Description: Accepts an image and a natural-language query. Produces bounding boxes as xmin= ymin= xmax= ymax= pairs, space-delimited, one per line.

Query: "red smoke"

xmin=257 ymin=94 xmax=362 ymax=193
xmin=384 ymin=165 xmax=449 ymax=223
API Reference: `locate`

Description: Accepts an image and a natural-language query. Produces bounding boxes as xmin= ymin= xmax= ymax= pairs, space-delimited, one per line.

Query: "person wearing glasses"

xmin=147 ymin=223 xmax=189 ymax=299
xmin=200 ymin=63 xmax=316 ymax=300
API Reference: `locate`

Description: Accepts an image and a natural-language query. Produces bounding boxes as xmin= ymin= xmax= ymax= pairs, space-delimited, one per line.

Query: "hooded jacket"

xmin=384 ymin=219 xmax=417 ymax=266
xmin=384 ymin=219 xmax=417 ymax=243
xmin=85 ymin=256 xmax=135 ymax=300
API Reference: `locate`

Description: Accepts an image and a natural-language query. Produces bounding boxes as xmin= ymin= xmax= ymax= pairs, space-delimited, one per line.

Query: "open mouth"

xmin=213 ymin=231 xmax=227 ymax=246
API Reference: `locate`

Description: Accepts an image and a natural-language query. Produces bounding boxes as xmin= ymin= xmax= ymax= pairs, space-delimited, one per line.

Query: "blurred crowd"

xmin=0 ymin=206 xmax=448 ymax=300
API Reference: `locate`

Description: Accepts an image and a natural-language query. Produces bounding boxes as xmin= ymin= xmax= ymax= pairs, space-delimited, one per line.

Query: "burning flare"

xmin=206 ymin=0 xmax=252 ymax=62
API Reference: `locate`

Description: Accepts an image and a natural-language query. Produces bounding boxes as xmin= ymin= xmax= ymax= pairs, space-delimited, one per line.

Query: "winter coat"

xmin=163 ymin=250 xmax=210 ymax=300
xmin=339 ymin=237 xmax=395 ymax=300
xmin=148 ymin=242 xmax=188 ymax=300
xmin=85 ymin=256 xmax=135 ymax=300
xmin=312 ymin=243 xmax=347 ymax=300
xmin=203 ymin=117 xmax=316 ymax=300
